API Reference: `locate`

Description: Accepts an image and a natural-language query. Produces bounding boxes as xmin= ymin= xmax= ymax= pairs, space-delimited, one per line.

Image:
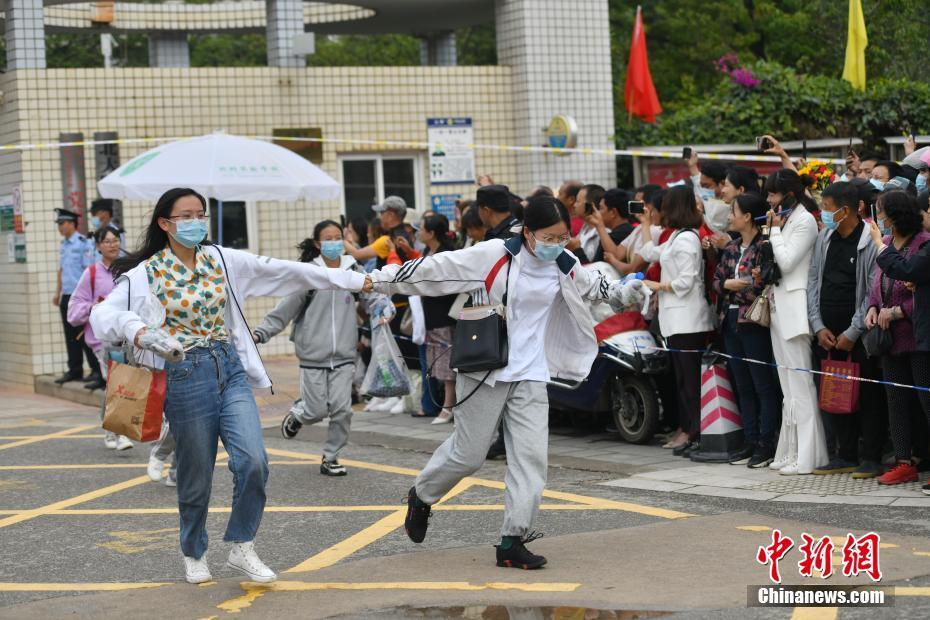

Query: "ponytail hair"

xmin=297 ymin=219 xmax=342 ymax=263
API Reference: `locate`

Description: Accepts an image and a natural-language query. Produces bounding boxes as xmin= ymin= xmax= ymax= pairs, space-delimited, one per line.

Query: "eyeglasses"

xmin=165 ymin=214 xmax=209 ymax=222
xmin=98 ymin=238 xmax=121 ymax=246
xmin=533 ymin=232 xmax=571 ymax=244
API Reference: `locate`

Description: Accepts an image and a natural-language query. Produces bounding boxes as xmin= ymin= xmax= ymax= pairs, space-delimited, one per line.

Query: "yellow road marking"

xmin=0 ymin=424 xmax=96 ymax=451
xmin=0 ymin=418 xmax=49 ymax=429
xmin=284 ymin=510 xmax=407 ymax=574
xmin=913 ymin=551 xmax=930 ymax=557
xmin=0 ymin=582 xmax=169 ymax=592
xmin=0 ymin=454 xmax=229 ymax=530
xmin=0 ymin=504 xmax=619 ymax=516
xmin=265 ymin=447 xmax=421 ymax=477
xmin=737 ymin=525 xmax=772 ymax=532
xmin=893 ymin=587 xmax=930 ymax=596
xmin=791 ymin=608 xmax=837 ymax=620
xmin=98 ymin=527 xmax=179 ymax=554
xmin=218 ymin=581 xmax=580 ymax=613
xmin=0 ymin=434 xmax=104 ymax=440
xmin=0 ymin=460 xmax=312 ymax=471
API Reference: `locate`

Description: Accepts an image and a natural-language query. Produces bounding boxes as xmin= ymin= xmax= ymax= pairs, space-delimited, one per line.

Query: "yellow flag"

xmin=842 ymin=0 xmax=868 ymax=91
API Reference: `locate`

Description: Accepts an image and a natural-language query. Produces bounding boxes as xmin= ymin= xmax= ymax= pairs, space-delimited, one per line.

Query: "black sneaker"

xmin=404 ymin=486 xmax=431 ymax=543
xmin=496 ymin=532 xmax=547 ymax=570
xmin=681 ymin=441 xmax=701 ymax=458
xmin=728 ymin=445 xmax=754 ymax=465
xmin=280 ymin=412 xmax=303 ymax=439
xmin=486 ymin=436 xmax=506 ymax=460
xmin=748 ymin=445 xmax=775 ymax=469
xmin=320 ymin=458 xmax=347 ymax=476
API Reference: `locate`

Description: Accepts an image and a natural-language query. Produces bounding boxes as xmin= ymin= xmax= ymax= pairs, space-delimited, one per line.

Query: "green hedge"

xmin=615 ymin=61 xmax=930 ymax=152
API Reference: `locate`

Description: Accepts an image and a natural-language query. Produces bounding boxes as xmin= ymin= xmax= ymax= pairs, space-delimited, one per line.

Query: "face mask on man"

xmin=870 ymin=179 xmax=885 ymax=192
xmin=917 ymin=175 xmax=928 ymax=193
xmin=698 ymin=187 xmax=716 ymax=203
xmin=170 ymin=219 xmax=208 ymax=249
xmin=532 ymin=234 xmax=567 ymax=261
xmin=820 ymin=207 xmax=847 ymax=231
xmin=321 ymin=239 xmax=344 ymax=260
xmin=90 ymin=216 xmax=102 ymax=229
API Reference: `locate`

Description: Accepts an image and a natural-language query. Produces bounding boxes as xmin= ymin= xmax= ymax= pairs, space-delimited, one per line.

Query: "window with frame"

xmin=208 ymin=199 xmax=257 ymax=252
xmin=340 ymin=155 xmax=422 ymax=223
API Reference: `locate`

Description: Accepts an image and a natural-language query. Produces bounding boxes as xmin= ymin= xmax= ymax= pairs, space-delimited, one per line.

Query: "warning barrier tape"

xmin=643 ymin=344 xmax=930 ymax=394
xmin=0 ymin=134 xmax=847 ymax=165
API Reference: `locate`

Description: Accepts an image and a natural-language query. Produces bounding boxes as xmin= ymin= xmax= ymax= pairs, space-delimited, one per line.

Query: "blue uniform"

xmin=60 ymin=232 xmax=95 ymax=295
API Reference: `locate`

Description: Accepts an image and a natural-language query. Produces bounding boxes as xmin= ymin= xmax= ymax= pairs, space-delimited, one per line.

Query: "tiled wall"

xmin=0 ymin=66 xmax=518 ymax=386
xmin=495 ymin=0 xmax=616 ymax=189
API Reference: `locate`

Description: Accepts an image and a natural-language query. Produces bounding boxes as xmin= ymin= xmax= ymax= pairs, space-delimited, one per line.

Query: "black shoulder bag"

xmin=428 ymin=255 xmax=511 ymax=408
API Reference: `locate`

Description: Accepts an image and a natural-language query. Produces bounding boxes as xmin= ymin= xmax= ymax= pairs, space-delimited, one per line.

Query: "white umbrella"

xmin=98 ymin=132 xmax=341 ymax=202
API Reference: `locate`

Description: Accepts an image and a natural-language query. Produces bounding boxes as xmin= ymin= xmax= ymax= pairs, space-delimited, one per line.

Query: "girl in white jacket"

xmin=91 ymin=189 xmax=369 ymax=585
xmin=369 ymin=195 xmax=641 ymax=571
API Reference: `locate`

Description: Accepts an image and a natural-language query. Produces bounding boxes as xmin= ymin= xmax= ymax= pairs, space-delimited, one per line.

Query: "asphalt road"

xmin=1 ymin=392 xmax=929 ymax=619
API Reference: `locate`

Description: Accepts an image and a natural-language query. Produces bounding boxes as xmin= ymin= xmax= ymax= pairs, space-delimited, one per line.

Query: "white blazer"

xmin=769 ymin=204 xmax=818 ymax=340
xmin=639 ymin=229 xmax=713 ymax=338
xmin=90 ymin=245 xmax=366 ymax=389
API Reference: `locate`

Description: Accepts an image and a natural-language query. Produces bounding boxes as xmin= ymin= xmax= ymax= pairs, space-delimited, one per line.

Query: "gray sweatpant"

xmin=416 ymin=374 xmax=548 ymax=537
xmin=291 ymin=364 xmax=354 ymax=461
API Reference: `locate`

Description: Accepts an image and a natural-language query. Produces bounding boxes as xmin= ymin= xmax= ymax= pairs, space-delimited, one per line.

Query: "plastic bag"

xmin=361 ymin=325 xmax=411 ymax=398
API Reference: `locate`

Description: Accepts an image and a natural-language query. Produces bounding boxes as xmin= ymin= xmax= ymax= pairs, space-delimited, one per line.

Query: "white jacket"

xmin=369 ymin=236 xmax=619 ymax=384
xmin=639 ymin=229 xmax=714 ymax=338
xmin=769 ymin=204 xmax=818 ymax=340
xmin=89 ymin=244 xmax=366 ymax=389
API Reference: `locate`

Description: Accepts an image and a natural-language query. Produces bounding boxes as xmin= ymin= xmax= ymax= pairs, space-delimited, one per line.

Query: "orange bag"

xmin=818 ymin=353 xmax=861 ymax=414
xmin=103 ymin=360 xmax=166 ymax=441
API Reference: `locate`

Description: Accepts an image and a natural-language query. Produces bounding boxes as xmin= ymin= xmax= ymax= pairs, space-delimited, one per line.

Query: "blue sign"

xmin=430 ymin=194 xmax=460 ymax=221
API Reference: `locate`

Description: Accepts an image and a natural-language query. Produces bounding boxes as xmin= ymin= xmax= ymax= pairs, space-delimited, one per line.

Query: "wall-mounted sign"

xmin=428 ymin=118 xmax=475 ymax=185
xmin=430 ymin=193 xmax=461 ymax=221
xmin=545 ymin=114 xmax=578 ymax=155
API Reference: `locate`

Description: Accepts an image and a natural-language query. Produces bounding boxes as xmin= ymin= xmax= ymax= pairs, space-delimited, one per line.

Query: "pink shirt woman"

xmin=67 ymin=227 xmax=121 ymax=352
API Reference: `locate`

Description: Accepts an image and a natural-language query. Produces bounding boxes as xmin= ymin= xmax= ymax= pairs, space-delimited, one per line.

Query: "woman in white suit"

xmin=761 ymin=169 xmax=829 ymax=475
xmin=639 ymin=186 xmax=715 ymax=456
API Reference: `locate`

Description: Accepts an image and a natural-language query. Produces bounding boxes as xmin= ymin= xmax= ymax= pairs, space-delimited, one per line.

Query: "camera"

xmin=628 ymin=200 xmax=645 ymax=214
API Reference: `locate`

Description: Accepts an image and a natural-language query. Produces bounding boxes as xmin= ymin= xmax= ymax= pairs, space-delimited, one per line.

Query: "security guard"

xmin=52 ymin=208 xmax=101 ymax=385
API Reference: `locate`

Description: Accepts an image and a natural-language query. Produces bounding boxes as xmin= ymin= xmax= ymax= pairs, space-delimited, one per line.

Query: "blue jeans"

xmin=722 ymin=309 xmax=782 ymax=448
xmin=163 ymin=341 xmax=268 ymax=559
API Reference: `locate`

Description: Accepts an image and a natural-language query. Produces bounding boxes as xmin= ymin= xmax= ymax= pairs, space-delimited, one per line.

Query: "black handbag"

xmin=863 ymin=273 xmax=895 ymax=358
xmin=450 ymin=258 xmax=511 ymax=373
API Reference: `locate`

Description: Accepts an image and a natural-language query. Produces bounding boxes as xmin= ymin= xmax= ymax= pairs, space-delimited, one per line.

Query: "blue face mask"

xmin=917 ymin=175 xmax=928 ymax=193
xmin=532 ymin=235 xmax=567 ymax=262
xmin=90 ymin=216 xmax=102 ymax=229
xmin=321 ymin=239 xmax=344 ymax=260
xmin=820 ymin=207 xmax=847 ymax=231
xmin=171 ymin=219 xmax=208 ymax=248
xmin=698 ymin=187 xmax=716 ymax=202
xmin=870 ymin=179 xmax=885 ymax=192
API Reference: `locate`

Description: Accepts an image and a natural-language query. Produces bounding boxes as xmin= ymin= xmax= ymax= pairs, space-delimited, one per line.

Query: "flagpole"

xmin=628 ymin=6 xmax=640 ymax=124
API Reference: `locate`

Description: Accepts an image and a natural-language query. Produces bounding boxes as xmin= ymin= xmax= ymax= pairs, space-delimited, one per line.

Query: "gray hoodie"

xmin=807 ymin=221 xmax=878 ymax=343
xmin=254 ymin=255 xmax=388 ymax=369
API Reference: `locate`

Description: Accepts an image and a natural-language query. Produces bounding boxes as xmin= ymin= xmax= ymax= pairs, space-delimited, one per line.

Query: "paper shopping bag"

xmin=818 ymin=354 xmax=861 ymax=414
xmin=103 ymin=360 xmax=166 ymax=441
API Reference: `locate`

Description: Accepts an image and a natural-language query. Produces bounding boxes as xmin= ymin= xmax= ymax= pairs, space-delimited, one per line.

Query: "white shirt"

xmin=578 ymin=223 xmax=600 ymax=262
xmin=495 ymin=250 xmax=561 ymax=383
xmin=621 ymin=225 xmax=663 ymax=259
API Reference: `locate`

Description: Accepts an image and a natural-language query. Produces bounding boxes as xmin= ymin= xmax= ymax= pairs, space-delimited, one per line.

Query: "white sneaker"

xmin=227 ymin=541 xmax=276 ymax=583
xmin=389 ymin=398 xmax=406 ymax=414
xmin=364 ymin=397 xmax=385 ymax=412
xmin=768 ymin=457 xmax=791 ymax=470
xmin=779 ymin=462 xmax=811 ymax=475
xmin=183 ymin=554 xmax=212 ymax=584
xmin=374 ymin=397 xmax=400 ymax=412
xmin=115 ymin=435 xmax=133 ymax=451
xmin=104 ymin=431 xmax=118 ymax=450
xmin=165 ymin=469 xmax=177 ymax=487
xmin=431 ymin=409 xmax=453 ymax=425
xmin=147 ymin=455 xmax=166 ymax=482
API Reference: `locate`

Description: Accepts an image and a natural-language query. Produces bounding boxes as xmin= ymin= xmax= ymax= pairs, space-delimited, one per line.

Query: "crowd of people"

xmin=48 ymin=133 xmax=930 ymax=583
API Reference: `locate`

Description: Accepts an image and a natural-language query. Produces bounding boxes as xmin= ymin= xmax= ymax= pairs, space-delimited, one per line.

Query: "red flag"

xmin=624 ymin=6 xmax=662 ymax=123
